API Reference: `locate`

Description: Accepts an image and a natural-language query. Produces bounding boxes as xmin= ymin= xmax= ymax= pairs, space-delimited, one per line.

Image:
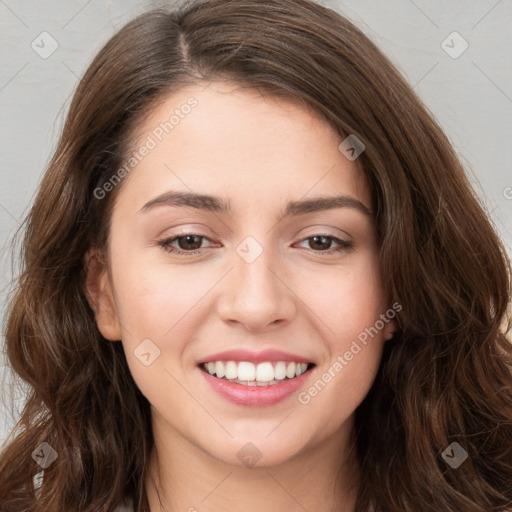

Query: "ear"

xmin=84 ymin=247 xmax=122 ymax=341
xmin=384 ymin=319 xmax=397 ymax=341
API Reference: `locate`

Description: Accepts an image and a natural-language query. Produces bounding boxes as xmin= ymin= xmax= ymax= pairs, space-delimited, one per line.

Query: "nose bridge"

xmin=237 ymin=246 xmax=278 ymax=298
xmin=217 ymin=234 xmax=296 ymax=329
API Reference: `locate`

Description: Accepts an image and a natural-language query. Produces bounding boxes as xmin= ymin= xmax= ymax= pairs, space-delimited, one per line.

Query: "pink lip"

xmin=198 ymin=348 xmax=313 ymax=365
xmin=198 ymin=366 xmax=314 ymax=406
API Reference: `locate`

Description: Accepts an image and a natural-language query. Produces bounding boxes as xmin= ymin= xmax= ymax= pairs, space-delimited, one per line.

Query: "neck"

xmin=144 ymin=412 xmax=360 ymax=512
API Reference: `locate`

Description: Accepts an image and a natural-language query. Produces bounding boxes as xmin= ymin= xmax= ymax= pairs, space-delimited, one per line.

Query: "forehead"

xmin=118 ymin=81 xmax=371 ymax=212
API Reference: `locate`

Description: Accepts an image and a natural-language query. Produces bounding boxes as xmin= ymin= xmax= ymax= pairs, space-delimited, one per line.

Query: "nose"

xmin=216 ymin=245 xmax=297 ymax=332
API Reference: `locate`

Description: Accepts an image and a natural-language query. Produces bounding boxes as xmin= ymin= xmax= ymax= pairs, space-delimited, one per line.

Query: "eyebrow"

xmin=139 ymin=190 xmax=373 ymax=219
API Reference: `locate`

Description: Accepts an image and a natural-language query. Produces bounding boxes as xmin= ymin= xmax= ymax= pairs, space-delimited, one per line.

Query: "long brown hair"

xmin=1 ymin=1 xmax=511 ymax=510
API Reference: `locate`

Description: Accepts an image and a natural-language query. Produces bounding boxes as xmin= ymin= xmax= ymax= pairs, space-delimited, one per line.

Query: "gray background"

xmin=1 ymin=0 xmax=511 ymax=444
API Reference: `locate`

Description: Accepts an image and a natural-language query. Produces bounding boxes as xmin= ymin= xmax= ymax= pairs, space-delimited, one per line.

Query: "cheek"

xmin=111 ymin=256 xmax=219 ymax=391
xmin=298 ymin=253 xmax=388 ymax=342
xmin=291 ymin=308 xmax=385 ymax=449
xmin=297 ymin=338 xmax=384 ymax=442
xmin=294 ymin=253 xmax=387 ymax=413
xmin=113 ymin=266 xmax=200 ymax=401
xmin=111 ymin=252 xmax=211 ymax=338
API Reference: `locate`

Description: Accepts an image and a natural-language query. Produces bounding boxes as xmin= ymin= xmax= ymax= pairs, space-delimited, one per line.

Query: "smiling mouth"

xmin=198 ymin=360 xmax=316 ymax=387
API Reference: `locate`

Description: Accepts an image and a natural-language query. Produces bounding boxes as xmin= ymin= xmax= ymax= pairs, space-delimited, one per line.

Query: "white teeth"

xmin=225 ymin=361 xmax=238 ymax=380
xmin=295 ymin=363 xmax=308 ymax=377
xmin=237 ymin=361 xmax=256 ymax=381
xmin=255 ymin=362 xmax=274 ymax=382
xmin=274 ymin=361 xmax=287 ymax=380
xmin=202 ymin=360 xmax=311 ymax=384
xmin=286 ymin=362 xmax=296 ymax=379
xmin=215 ymin=361 xmax=225 ymax=378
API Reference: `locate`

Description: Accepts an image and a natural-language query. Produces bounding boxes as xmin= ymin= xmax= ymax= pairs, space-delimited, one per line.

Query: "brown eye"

xmin=296 ymin=235 xmax=353 ymax=254
xmin=175 ymin=235 xmax=204 ymax=251
xmin=308 ymin=236 xmax=333 ymax=251
xmin=158 ymin=234 xmax=212 ymax=255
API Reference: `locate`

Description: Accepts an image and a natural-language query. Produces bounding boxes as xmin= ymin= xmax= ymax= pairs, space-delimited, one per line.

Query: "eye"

xmin=157 ymin=233 xmax=353 ymax=256
xmin=295 ymin=234 xmax=353 ymax=254
xmin=158 ymin=234 xmax=214 ymax=255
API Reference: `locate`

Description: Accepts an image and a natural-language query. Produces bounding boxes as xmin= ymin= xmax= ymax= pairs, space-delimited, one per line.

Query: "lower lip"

xmin=198 ymin=366 xmax=314 ymax=406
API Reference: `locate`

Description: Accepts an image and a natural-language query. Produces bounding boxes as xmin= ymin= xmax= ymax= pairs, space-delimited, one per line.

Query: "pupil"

xmin=180 ymin=235 xmax=202 ymax=250
xmin=311 ymin=236 xmax=330 ymax=250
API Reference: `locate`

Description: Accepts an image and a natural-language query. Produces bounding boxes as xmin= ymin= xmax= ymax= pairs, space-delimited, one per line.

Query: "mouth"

xmin=198 ymin=360 xmax=316 ymax=387
xmin=196 ymin=348 xmax=317 ymax=406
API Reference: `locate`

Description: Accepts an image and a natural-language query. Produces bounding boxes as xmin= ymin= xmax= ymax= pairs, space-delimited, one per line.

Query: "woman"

xmin=1 ymin=0 xmax=511 ymax=511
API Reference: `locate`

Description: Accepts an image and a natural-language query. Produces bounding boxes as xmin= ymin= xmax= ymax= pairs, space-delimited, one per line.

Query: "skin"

xmin=86 ymin=81 xmax=395 ymax=512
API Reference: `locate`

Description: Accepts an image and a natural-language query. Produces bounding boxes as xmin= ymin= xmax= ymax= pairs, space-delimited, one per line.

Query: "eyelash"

xmin=157 ymin=233 xmax=353 ymax=256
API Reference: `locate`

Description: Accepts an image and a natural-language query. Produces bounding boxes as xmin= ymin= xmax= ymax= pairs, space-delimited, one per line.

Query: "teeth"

xmin=201 ymin=360 xmax=310 ymax=384
xmin=225 ymin=361 xmax=237 ymax=380
xmin=256 ymin=362 xmax=274 ymax=382
xmin=274 ymin=361 xmax=287 ymax=380
xmin=215 ymin=361 xmax=225 ymax=378
xmin=238 ymin=361 xmax=256 ymax=381
xmin=286 ymin=362 xmax=296 ymax=379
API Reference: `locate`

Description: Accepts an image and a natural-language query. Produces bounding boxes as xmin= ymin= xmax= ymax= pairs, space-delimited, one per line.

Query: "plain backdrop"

xmin=1 ymin=0 xmax=511 ymax=445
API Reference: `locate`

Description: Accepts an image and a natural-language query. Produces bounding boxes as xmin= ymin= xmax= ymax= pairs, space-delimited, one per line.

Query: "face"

xmin=86 ymin=81 xmax=395 ymax=468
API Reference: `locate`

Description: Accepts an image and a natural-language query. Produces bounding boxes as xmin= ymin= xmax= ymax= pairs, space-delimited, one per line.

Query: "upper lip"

xmin=198 ymin=348 xmax=314 ymax=365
